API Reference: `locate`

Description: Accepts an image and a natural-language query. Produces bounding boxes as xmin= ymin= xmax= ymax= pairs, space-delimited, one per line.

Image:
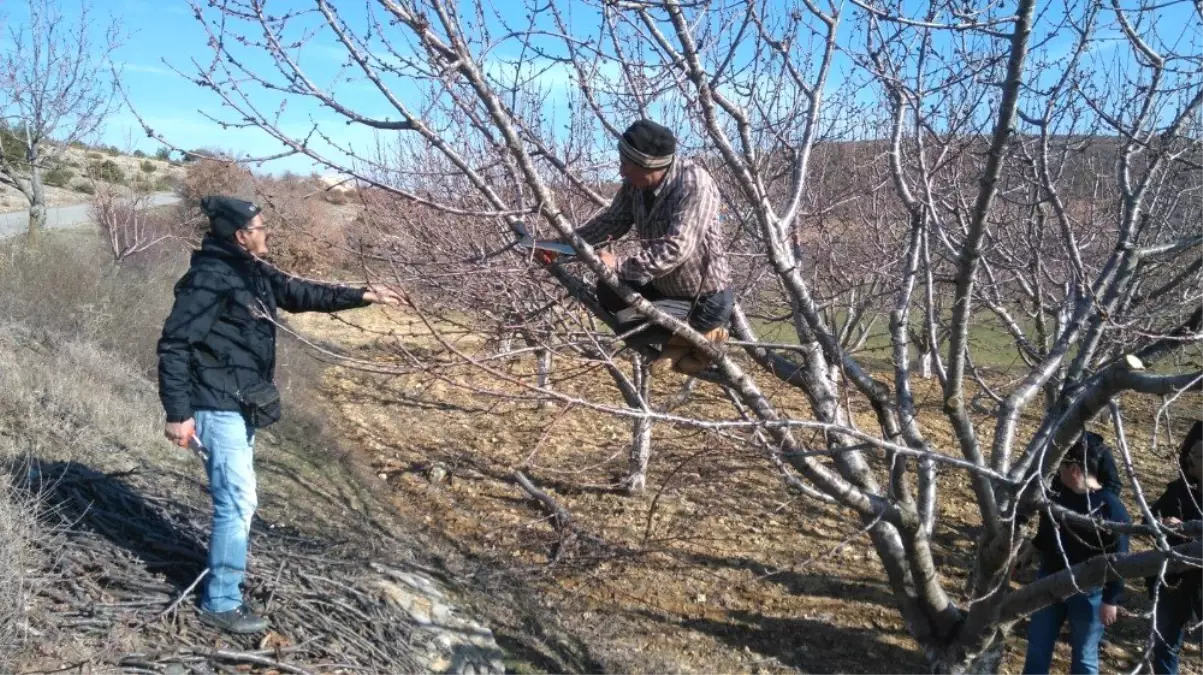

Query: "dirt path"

xmin=293 ymin=307 xmax=1201 ymax=674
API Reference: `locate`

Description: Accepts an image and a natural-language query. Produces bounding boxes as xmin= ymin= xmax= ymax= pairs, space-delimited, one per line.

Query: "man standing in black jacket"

xmin=1022 ymin=439 xmax=1131 ymax=674
xmin=1147 ymin=420 xmax=1202 ymax=674
xmin=157 ymin=196 xmax=402 ymax=634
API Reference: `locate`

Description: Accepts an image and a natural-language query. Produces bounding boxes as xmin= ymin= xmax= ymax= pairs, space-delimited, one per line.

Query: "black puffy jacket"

xmin=1143 ymin=422 xmax=1202 ymax=598
xmin=1033 ymin=487 xmax=1131 ymax=605
xmin=157 ymin=235 xmax=368 ymax=422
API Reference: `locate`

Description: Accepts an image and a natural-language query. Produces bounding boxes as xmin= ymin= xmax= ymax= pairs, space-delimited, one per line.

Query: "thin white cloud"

xmin=120 ymin=62 xmax=176 ymax=77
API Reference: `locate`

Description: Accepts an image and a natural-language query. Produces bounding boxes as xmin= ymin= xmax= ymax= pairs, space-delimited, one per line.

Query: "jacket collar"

xmin=197 ymin=233 xmax=255 ymax=262
xmin=649 ymin=159 xmax=680 ymax=198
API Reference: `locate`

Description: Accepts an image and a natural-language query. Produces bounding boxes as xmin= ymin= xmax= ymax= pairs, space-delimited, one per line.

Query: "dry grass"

xmin=292 ymin=307 xmax=1203 ymax=674
xmin=0 ymin=233 xmax=188 ymax=373
xmin=0 ymin=320 xmax=163 ymax=669
xmin=0 ymin=467 xmax=44 ymax=674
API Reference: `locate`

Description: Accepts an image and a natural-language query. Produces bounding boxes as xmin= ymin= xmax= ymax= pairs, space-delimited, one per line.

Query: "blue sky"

xmin=102 ymin=0 xmax=354 ymax=174
xmin=5 ymin=0 xmax=1199 ymax=176
xmin=87 ymin=0 xmax=620 ymax=174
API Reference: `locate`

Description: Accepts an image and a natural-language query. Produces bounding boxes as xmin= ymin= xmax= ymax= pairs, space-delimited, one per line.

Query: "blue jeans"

xmin=1023 ymin=585 xmax=1105 ymax=674
xmin=195 ymin=410 xmax=257 ymax=613
xmin=1152 ymin=581 xmax=1202 ymax=674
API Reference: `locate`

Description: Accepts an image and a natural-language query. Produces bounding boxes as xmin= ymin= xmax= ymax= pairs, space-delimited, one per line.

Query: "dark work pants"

xmin=596 ymin=280 xmax=733 ymax=348
xmin=1152 ymin=580 xmax=1202 ymax=674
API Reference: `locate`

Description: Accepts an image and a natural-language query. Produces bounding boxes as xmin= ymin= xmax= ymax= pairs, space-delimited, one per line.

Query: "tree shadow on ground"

xmin=678 ymin=549 xmax=900 ymax=608
xmin=7 ymin=459 xmax=210 ymax=591
xmin=637 ymin=606 xmax=927 ymax=674
xmin=414 ymin=525 xmax=613 ymax=674
xmin=492 ymin=626 xmax=608 ymax=674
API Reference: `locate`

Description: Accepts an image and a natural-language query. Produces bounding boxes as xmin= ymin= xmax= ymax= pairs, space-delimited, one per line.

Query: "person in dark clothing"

xmin=1023 ymin=439 xmax=1131 ymax=675
xmin=157 ymin=196 xmax=403 ymax=634
xmin=1051 ymin=431 xmax=1124 ymax=495
xmin=1146 ymin=420 xmax=1202 ymax=674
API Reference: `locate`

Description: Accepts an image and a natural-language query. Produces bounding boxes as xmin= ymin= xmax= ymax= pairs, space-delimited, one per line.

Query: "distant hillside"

xmin=0 ymin=141 xmax=185 ymax=214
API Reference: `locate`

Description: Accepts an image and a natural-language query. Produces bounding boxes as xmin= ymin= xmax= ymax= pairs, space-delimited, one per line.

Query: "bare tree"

xmin=89 ymin=179 xmax=173 ymax=264
xmin=0 ymin=0 xmax=121 ymax=235
xmin=144 ymin=0 xmax=1203 ymax=671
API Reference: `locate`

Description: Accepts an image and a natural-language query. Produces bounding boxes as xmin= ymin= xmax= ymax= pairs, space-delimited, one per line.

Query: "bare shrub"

xmin=177 ymin=160 xmax=350 ymax=274
xmin=176 ymin=157 xmax=254 ymax=220
xmin=90 ymin=182 xmax=178 ymax=263
xmin=256 ymin=175 xmax=350 ymax=275
xmin=0 ymin=235 xmax=185 ymax=372
xmin=86 ymin=158 xmax=125 ymax=184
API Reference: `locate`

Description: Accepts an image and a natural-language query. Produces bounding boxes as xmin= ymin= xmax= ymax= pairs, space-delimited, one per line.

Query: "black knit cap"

xmin=200 ymin=195 xmax=262 ymax=238
xmin=1065 ymin=435 xmax=1104 ymax=478
xmin=619 ymin=119 xmax=676 ymax=169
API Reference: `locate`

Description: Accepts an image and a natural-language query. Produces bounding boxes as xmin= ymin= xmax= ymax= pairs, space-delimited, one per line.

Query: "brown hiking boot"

xmin=673 ymin=327 xmax=729 ymax=375
xmin=650 ymin=335 xmax=693 ymax=375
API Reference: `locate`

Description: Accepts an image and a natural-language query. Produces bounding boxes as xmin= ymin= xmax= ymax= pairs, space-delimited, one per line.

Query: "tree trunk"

xmin=626 ymin=356 xmax=653 ymax=495
xmin=536 ymin=348 xmax=552 ymax=409
xmin=27 ymin=161 xmax=47 ymax=235
xmin=927 ymin=632 xmax=1008 ymax=674
xmin=497 ymin=334 xmax=513 ymax=356
xmin=918 ymin=351 xmax=933 ymax=380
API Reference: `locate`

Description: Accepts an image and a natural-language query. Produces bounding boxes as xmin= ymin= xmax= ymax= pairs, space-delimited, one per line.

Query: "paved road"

xmin=0 ymin=192 xmax=180 ymax=238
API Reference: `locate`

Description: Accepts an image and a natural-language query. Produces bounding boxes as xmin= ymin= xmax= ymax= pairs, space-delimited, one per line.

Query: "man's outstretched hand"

xmin=165 ymin=418 xmax=196 ymax=448
xmin=364 ymin=284 xmax=406 ymax=307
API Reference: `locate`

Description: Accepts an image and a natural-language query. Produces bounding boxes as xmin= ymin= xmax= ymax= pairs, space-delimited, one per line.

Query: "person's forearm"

xmin=570 ymin=219 xmax=623 ymax=247
xmin=618 ymin=240 xmax=690 ymax=283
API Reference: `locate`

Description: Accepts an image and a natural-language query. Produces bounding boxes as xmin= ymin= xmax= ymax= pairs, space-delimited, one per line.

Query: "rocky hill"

xmin=0 ymin=143 xmax=184 ymax=214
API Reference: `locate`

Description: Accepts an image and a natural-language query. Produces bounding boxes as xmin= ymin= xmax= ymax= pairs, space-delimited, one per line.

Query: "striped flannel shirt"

xmin=572 ymin=159 xmax=730 ymax=298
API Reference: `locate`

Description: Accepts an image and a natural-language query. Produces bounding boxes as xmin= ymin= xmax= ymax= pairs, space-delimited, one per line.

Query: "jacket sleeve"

xmin=1032 ymin=507 xmax=1055 ymax=560
xmin=572 ymin=183 xmax=635 ymax=246
xmin=263 ymin=265 xmax=368 ymax=314
xmin=1149 ymin=482 xmax=1177 ymax=522
xmin=157 ymin=269 xmax=227 ymax=423
xmin=1102 ymin=492 xmax=1131 ymax=605
xmin=1151 ymin=480 xmax=1194 ymax=546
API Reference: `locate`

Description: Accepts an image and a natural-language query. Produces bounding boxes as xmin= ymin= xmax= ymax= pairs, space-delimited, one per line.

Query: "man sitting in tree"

xmin=544 ymin=119 xmax=734 ymax=375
